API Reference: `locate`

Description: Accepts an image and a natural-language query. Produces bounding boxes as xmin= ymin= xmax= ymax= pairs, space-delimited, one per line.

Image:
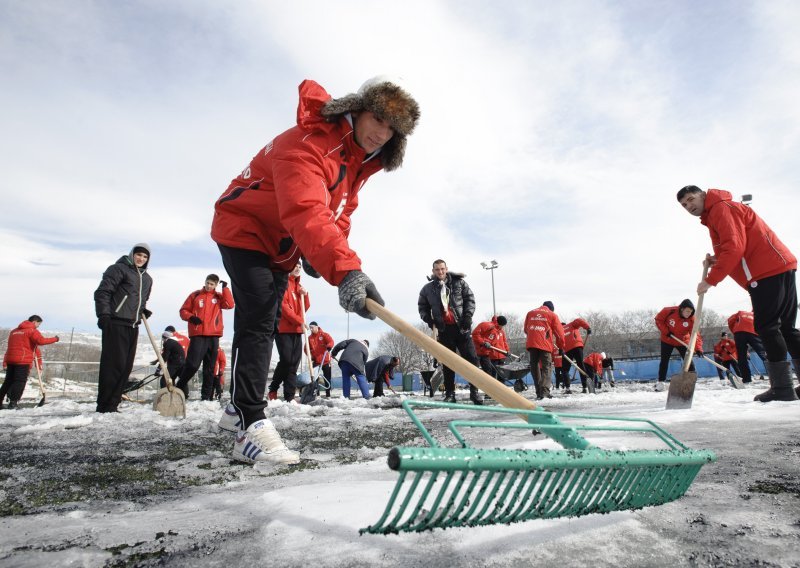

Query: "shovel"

xmin=666 ymin=265 xmax=709 ymax=410
xmin=562 ymin=351 xmax=596 ymax=394
xmin=670 ymin=335 xmax=744 ymax=389
xmin=142 ymin=314 xmax=186 ymax=418
xmin=33 ymin=357 xmax=46 ymax=407
xmin=486 ymin=344 xmax=521 ymax=360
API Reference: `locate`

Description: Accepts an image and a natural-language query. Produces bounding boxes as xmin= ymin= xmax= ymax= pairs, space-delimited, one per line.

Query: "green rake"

xmin=361 ymin=400 xmax=716 ymax=534
xmin=363 ymin=300 xmax=716 ymax=534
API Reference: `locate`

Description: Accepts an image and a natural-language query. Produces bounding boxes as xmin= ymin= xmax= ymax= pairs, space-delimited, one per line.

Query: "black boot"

xmin=793 ymin=359 xmax=800 ymax=398
xmin=443 ymin=391 xmax=456 ymax=403
xmin=469 ymin=385 xmax=483 ymax=405
xmin=7 ymin=400 xmax=18 ymax=409
xmin=754 ymin=361 xmax=799 ymax=402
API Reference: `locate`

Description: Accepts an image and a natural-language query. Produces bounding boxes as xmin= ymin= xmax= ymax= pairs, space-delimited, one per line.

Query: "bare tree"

xmin=373 ymin=323 xmax=435 ymax=373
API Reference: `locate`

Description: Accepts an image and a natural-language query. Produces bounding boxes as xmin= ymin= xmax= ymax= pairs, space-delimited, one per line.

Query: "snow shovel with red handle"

xmin=670 ymin=335 xmax=744 ymax=389
xmin=362 ymin=299 xmax=716 ymax=534
xmin=142 ymin=314 xmax=186 ymax=418
xmin=666 ymin=265 xmax=709 ymax=410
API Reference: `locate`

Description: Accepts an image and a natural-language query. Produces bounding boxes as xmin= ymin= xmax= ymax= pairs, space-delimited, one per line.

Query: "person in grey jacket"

xmin=331 ymin=339 xmax=370 ymax=399
xmin=94 ymin=243 xmax=153 ymax=413
xmin=418 ymin=259 xmax=482 ymax=404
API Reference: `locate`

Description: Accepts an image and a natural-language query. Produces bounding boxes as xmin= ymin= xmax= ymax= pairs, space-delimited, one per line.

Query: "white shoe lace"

xmin=248 ymin=421 xmax=290 ymax=454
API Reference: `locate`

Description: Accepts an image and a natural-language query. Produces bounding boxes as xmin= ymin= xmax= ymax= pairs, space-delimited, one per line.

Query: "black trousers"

xmin=97 ymin=324 xmax=138 ymax=412
xmin=177 ymin=336 xmax=219 ymax=400
xmin=733 ymin=332 xmax=767 ymax=381
xmin=270 ymin=333 xmax=302 ymax=401
xmin=0 ymin=364 xmax=31 ymax=403
xmin=748 ymin=270 xmax=800 ymax=362
xmin=714 ymin=358 xmax=741 ymax=379
xmin=319 ymin=363 xmax=332 ymax=396
xmin=658 ymin=341 xmax=695 ymax=381
xmin=159 ymin=364 xmax=183 ymax=389
xmin=438 ymin=325 xmax=479 ymax=394
xmin=218 ymin=244 xmax=288 ymax=429
xmin=563 ymin=347 xmax=586 ymax=387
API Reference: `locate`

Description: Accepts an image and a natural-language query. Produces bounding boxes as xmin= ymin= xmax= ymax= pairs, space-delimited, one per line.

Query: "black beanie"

xmin=165 ymin=325 xmax=176 ymax=333
xmin=496 ymin=315 xmax=507 ymax=326
xmin=543 ymin=301 xmax=555 ymax=311
xmin=309 ymin=321 xmax=318 ymax=327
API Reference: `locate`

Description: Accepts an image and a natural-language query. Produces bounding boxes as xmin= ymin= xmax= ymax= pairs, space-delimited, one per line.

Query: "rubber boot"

xmin=469 ymin=385 xmax=483 ymax=405
xmin=754 ymin=360 xmax=799 ymax=402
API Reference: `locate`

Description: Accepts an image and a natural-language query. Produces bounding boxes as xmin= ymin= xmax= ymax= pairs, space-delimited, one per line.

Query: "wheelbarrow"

xmin=495 ymin=361 xmax=530 ymax=392
xmin=362 ymin=300 xmax=716 ymax=534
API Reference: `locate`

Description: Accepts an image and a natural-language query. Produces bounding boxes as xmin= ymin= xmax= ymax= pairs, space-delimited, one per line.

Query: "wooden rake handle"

xmin=670 ymin=334 xmax=743 ymax=378
xmin=366 ymin=299 xmax=537 ymax=411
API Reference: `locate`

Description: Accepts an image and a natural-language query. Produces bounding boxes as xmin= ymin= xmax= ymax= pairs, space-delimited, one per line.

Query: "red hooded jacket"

xmin=471 ymin=317 xmax=509 ymax=359
xmin=3 ymin=321 xmax=58 ymax=368
xmin=563 ymin=318 xmax=590 ymax=352
xmin=524 ymin=306 xmax=565 ymax=351
xmin=727 ymin=311 xmax=757 ymax=335
xmin=173 ymin=331 xmax=190 ymax=354
xmin=211 ymin=80 xmax=385 ymax=285
xmin=552 ymin=346 xmax=563 ymax=368
xmin=714 ymin=339 xmax=738 ymax=362
xmin=214 ymin=348 xmax=226 ymax=379
xmin=308 ymin=327 xmax=335 ymax=366
xmin=277 ymin=274 xmax=311 ymax=334
xmin=655 ymin=300 xmax=696 ymax=347
xmin=179 ymin=286 xmax=235 ymax=337
xmin=700 ymin=189 xmax=796 ymax=288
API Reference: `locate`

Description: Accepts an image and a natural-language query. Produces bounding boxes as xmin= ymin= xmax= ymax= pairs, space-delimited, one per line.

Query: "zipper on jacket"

xmin=134 ymin=269 xmax=143 ymax=327
xmin=115 ymin=295 xmax=129 ymax=313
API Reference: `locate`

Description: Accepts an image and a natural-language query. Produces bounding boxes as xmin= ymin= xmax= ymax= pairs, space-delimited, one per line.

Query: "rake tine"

xmin=387 ymin=471 xmax=429 ymax=532
xmin=442 ymin=470 xmax=486 ymax=529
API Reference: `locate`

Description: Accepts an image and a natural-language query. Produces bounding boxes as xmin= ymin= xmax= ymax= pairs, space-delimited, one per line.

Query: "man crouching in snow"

xmin=211 ymin=77 xmax=420 ymax=464
xmin=677 ymin=185 xmax=799 ymax=402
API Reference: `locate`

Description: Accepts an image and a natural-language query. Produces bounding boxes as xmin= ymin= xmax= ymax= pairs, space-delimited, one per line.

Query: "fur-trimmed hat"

xmin=321 ymin=75 xmax=420 ymax=172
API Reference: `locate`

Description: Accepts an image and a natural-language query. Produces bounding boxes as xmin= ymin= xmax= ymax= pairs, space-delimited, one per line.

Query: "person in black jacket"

xmin=366 ymin=355 xmax=399 ymax=397
xmin=153 ymin=330 xmax=185 ymax=388
xmin=418 ymin=259 xmax=483 ymax=404
xmin=331 ymin=339 xmax=370 ymax=399
xmin=94 ymin=243 xmax=153 ymax=413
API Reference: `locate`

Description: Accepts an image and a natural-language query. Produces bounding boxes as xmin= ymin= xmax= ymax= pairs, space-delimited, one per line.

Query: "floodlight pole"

xmin=481 ymin=260 xmax=499 ymax=317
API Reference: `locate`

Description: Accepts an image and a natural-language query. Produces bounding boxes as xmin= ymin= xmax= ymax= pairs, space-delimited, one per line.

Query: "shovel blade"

xmin=429 ymin=367 xmax=444 ymax=393
xmin=153 ymin=387 xmax=186 ymax=418
xmin=727 ymin=374 xmax=745 ymax=389
xmin=666 ymin=371 xmax=697 ymax=410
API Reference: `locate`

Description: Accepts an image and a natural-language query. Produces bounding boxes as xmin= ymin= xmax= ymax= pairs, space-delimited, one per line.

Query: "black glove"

xmin=97 ymin=315 xmax=111 ymax=330
xmin=461 ymin=317 xmax=472 ymax=332
xmin=338 ymin=270 xmax=384 ymax=320
xmin=189 ymin=316 xmax=203 ymax=325
xmin=142 ymin=308 xmax=152 ymax=320
xmin=483 ymin=341 xmax=492 ymax=349
xmin=54 ymin=336 xmax=60 ymax=342
xmin=150 ymin=359 xmax=159 ymax=366
xmin=695 ymin=350 xmax=703 ymax=358
xmin=586 ymin=328 xmax=592 ymax=335
xmin=220 ymin=280 xmax=228 ymax=288
xmin=302 ymin=257 xmax=321 ymax=279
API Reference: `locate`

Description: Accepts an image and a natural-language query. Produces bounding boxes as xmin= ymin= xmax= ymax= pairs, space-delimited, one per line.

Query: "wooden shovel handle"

xmin=681 ymin=264 xmax=710 ymax=373
xmin=141 ymin=315 xmax=175 ymax=391
xmin=366 ymin=299 xmax=536 ymax=411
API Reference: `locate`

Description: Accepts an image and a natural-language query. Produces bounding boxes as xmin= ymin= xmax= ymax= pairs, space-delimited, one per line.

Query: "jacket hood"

xmin=316 ymin=77 xmax=420 ymax=172
xmin=127 ymin=242 xmax=151 ymax=270
xmin=700 ymin=189 xmax=732 ymax=221
xmin=678 ymin=298 xmax=695 ymax=317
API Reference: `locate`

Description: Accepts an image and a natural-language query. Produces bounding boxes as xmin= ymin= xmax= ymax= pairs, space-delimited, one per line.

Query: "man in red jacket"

xmin=1 ymin=315 xmax=58 ymax=409
xmin=727 ymin=310 xmax=767 ymax=383
xmin=654 ymin=299 xmax=698 ymax=391
xmin=268 ymin=262 xmax=310 ymax=402
xmin=308 ymin=321 xmax=335 ymax=398
xmin=176 ymin=274 xmax=235 ymax=401
xmin=583 ymin=352 xmax=604 ymax=390
xmin=210 ymin=77 xmax=420 ymax=464
xmin=713 ymin=332 xmax=740 ymax=381
xmin=213 ymin=347 xmax=226 ymax=401
xmin=524 ymin=301 xmax=565 ymax=400
xmin=562 ymin=317 xmax=591 ymax=393
xmin=471 ymin=315 xmax=509 ymax=382
xmin=679 ymin=185 xmax=799 ymax=402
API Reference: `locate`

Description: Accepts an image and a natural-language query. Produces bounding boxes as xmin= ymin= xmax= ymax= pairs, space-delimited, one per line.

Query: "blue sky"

xmin=1 ymin=0 xmax=798 ymax=349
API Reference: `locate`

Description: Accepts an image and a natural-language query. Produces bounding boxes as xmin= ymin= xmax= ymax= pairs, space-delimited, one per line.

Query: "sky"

xmin=1 ymin=0 xmax=799 ymax=349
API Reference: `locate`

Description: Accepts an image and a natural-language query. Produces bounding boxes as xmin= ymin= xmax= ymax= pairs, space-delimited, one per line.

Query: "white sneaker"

xmin=654 ymin=381 xmax=665 ymax=392
xmin=217 ymin=403 xmax=242 ymax=433
xmin=232 ymin=419 xmax=300 ymax=465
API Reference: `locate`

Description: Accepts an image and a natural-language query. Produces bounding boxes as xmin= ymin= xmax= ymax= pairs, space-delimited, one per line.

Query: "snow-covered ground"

xmin=1 ymin=378 xmax=798 ymax=567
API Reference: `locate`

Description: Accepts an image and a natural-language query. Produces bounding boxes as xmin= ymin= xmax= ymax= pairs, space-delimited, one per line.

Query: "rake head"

xmin=361 ymin=401 xmax=715 ymax=534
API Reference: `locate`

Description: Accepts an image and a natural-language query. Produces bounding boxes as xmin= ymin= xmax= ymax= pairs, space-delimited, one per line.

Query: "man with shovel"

xmin=211 ymin=77 xmax=420 ymax=463
xmin=678 ymin=185 xmax=799 ymax=402
xmin=654 ymin=299 xmax=698 ymax=392
xmin=472 ymin=315 xmax=509 ymax=382
xmin=1 ymin=316 xmax=58 ymax=409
